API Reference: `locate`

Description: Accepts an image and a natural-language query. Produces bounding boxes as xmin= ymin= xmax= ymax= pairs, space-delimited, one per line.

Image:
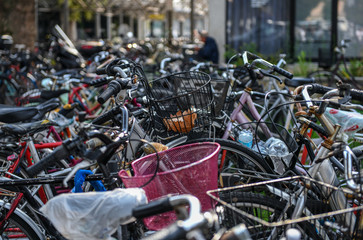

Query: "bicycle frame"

xmin=222 ymin=88 xmax=272 ymax=140
xmin=4 ymin=123 xmax=78 ymax=204
xmin=274 ymin=85 xmax=363 ymax=234
xmin=68 ymin=84 xmax=99 ymax=115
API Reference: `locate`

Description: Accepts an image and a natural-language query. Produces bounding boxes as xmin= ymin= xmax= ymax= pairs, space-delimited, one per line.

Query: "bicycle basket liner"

xmin=119 ymin=142 xmax=220 ymax=230
xmin=207 ymin=176 xmax=363 ymax=240
xmin=145 ymin=71 xmax=214 ymax=134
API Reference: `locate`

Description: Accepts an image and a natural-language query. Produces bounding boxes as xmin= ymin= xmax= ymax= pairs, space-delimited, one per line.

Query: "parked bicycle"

xmin=308 ymin=39 xmax=362 ymax=89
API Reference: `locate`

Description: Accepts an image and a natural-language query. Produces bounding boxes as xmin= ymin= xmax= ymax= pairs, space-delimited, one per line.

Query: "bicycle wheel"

xmin=184 ymin=138 xmax=274 ymax=186
xmin=0 ymin=200 xmax=44 ymax=240
xmin=218 ymin=191 xmax=323 ymax=240
xmin=308 ymin=70 xmax=342 ymax=87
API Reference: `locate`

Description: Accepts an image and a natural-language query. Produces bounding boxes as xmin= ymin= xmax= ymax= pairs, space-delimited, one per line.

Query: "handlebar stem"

xmin=113 ymin=66 xmax=128 ymax=78
xmin=160 ymin=57 xmax=172 ymax=72
xmin=168 ymin=195 xmax=206 ymax=232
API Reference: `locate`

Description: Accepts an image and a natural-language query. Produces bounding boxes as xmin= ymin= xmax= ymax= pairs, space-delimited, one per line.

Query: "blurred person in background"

xmin=196 ymin=30 xmax=219 ymax=64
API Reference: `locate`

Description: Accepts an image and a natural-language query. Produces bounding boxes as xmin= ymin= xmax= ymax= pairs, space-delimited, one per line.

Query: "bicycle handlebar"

xmin=97 ymin=79 xmax=130 ymax=104
xmin=133 ymin=197 xmax=174 ymax=219
xmin=220 ymin=224 xmax=252 ymax=240
xmin=344 ymin=146 xmax=362 ymax=192
xmin=139 ymin=195 xmax=208 ymax=240
xmin=97 ymin=80 xmax=122 ymax=104
xmin=92 ymin=106 xmax=129 ymax=131
xmin=241 ymin=51 xmax=293 ymax=79
xmin=272 ymin=65 xmax=294 ymax=79
xmin=142 ymin=222 xmax=187 ymax=240
xmin=89 ymin=76 xmax=114 ymax=87
xmin=26 ymin=138 xmax=80 ymax=177
xmin=296 ymin=84 xmax=363 ymax=192
xmin=304 ymin=84 xmax=363 ymax=103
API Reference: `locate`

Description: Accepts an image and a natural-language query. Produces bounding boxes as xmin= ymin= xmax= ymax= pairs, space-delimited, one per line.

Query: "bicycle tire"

xmin=218 ymin=191 xmax=323 ymax=240
xmin=308 ymin=70 xmax=342 ymax=88
xmin=183 ymin=138 xmax=274 ymax=185
xmin=0 ymin=200 xmax=44 ymax=240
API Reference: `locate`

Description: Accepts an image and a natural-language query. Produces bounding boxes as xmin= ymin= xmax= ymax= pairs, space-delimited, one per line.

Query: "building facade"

xmin=226 ymin=0 xmax=363 ymax=59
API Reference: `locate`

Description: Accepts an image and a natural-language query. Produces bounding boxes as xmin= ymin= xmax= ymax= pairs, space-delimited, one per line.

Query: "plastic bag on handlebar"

xmin=40 ymin=188 xmax=147 ymax=240
xmin=325 ymin=107 xmax=363 ymax=139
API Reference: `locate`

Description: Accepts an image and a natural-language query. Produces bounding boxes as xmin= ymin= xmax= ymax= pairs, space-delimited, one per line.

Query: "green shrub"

xmin=348 ymin=59 xmax=363 ymax=77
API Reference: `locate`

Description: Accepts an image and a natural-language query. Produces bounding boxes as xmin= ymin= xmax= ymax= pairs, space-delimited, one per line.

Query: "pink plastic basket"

xmin=119 ymin=142 xmax=220 ymax=230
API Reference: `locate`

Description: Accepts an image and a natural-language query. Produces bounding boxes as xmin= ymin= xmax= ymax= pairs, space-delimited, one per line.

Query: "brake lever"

xmin=260 ymin=69 xmax=283 ymax=84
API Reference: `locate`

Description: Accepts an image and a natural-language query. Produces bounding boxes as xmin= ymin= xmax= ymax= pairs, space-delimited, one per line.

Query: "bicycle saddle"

xmin=1 ymin=120 xmax=54 ymax=137
xmin=284 ymin=77 xmax=315 ymax=88
xmin=0 ymin=98 xmax=60 ymax=123
xmin=40 ymin=89 xmax=69 ymax=100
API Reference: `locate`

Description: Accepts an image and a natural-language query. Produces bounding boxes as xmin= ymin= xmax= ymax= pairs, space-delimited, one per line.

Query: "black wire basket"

xmin=142 ymin=71 xmax=215 ymax=138
xmin=210 ymin=75 xmax=230 ymax=116
xmin=233 ymin=121 xmax=298 ymax=174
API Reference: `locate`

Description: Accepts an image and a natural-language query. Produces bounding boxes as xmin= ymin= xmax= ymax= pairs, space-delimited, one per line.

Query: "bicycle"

xmin=89 ymin=57 xmax=275 ymax=187
xmin=206 ymin=89 xmax=363 ymax=239
xmin=308 ymin=39 xmax=362 ymax=89
xmin=42 ymin=192 xmax=252 ymax=240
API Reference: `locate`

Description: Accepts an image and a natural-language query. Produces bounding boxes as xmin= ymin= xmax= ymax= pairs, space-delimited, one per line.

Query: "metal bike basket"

xmin=210 ymin=75 xmax=230 ymax=116
xmin=141 ymin=71 xmax=215 ymax=137
xmin=207 ymin=175 xmax=363 ymax=240
xmin=119 ymin=142 xmax=220 ymax=231
xmin=234 ymin=121 xmax=298 ymax=174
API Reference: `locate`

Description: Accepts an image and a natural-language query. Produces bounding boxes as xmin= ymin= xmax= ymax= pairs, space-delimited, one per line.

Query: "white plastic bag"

xmin=325 ymin=107 xmax=363 ymax=138
xmin=40 ymin=188 xmax=147 ymax=240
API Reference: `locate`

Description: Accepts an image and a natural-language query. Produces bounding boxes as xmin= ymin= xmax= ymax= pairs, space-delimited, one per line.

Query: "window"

xmin=338 ymin=0 xmax=363 ymax=57
xmin=226 ymin=0 xmax=290 ymax=56
xmin=295 ymin=0 xmax=332 ymax=58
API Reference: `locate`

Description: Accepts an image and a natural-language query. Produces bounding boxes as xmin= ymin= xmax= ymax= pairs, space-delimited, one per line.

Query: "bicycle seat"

xmin=40 ymin=89 xmax=69 ymax=100
xmin=1 ymin=120 xmax=54 ymax=137
xmin=52 ymin=68 xmax=82 ymax=77
xmin=284 ymin=77 xmax=315 ymax=88
xmin=0 ymin=98 xmax=60 ymax=123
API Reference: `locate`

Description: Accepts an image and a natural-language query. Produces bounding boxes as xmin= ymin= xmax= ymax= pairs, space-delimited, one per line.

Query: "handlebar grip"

xmin=97 ymin=80 xmax=122 ymax=104
xmin=132 ymin=197 xmax=173 ymax=219
xmin=89 ymin=77 xmax=110 ymax=87
xmin=98 ymin=87 xmax=115 ymax=104
xmin=26 ymin=145 xmax=70 ymax=177
xmin=308 ymin=121 xmax=329 ymax=138
xmin=308 ymin=84 xmax=334 ymax=95
xmin=95 ymin=67 xmax=107 ymax=75
xmin=272 ymin=66 xmax=294 ymax=79
xmin=142 ymin=222 xmax=187 ymax=240
xmin=352 ymin=149 xmax=363 ymax=158
xmin=92 ymin=107 xmax=120 ymax=125
xmin=349 ymin=89 xmax=363 ymax=102
xmin=247 ymin=52 xmax=261 ymax=60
